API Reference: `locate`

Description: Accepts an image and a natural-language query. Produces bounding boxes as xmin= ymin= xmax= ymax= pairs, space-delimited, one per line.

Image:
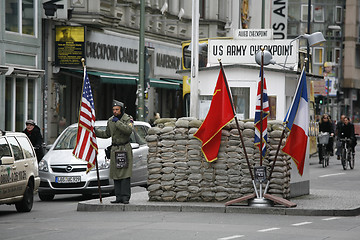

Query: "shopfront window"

xmin=16 ymin=78 xmax=25 ymax=131
xmin=5 ymin=0 xmax=36 ymax=36
xmin=5 ymin=77 xmax=14 ymax=131
xmin=28 ymin=79 xmax=35 ymax=120
xmin=4 ymin=77 xmax=37 ymax=131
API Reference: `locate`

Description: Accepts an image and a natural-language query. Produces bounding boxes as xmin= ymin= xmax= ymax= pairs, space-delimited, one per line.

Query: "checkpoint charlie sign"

xmin=208 ymin=39 xmax=298 ymax=66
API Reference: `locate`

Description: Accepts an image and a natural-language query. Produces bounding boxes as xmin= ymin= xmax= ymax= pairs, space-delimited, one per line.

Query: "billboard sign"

xmin=55 ymin=26 xmax=85 ymax=66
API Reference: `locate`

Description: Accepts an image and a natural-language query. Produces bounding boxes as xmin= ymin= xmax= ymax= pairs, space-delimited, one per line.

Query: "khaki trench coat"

xmin=95 ymin=114 xmax=133 ymax=180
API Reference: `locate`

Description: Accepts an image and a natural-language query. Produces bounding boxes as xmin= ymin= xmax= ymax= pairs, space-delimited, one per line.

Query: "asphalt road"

xmin=1 ymin=147 xmax=360 ymax=239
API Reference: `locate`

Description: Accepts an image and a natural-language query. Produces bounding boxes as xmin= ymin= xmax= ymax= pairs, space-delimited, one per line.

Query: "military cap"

xmin=113 ymin=99 xmax=124 ymax=108
xmin=26 ymin=119 xmax=35 ymax=125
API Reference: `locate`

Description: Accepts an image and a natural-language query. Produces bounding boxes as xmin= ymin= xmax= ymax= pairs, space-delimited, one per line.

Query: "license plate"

xmin=55 ymin=176 xmax=81 ymax=183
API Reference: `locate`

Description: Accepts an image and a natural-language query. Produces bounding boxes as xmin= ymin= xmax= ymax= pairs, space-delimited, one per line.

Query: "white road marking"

xmin=319 ymin=173 xmax=346 ymax=178
xmin=292 ymin=221 xmax=312 ymax=226
xmin=322 ymin=217 xmax=342 ymax=221
xmin=217 ymin=235 xmax=245 ymax=240
xmin=257 ymin=227 xmax=280 ymax=232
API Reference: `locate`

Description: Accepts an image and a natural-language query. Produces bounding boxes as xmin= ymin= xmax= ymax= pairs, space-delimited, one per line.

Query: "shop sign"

xmin=208 ymin=39 xmax=298 ymax=66
xmin=271 ymin=0 xmax=288 ymax=39
xmin=154 ymin=45 xmax=181 ymax=77
xmin=86 ymin=31 xmax=139 ymax=73
xmin=234 ymin=29 xmax=273 ymax=40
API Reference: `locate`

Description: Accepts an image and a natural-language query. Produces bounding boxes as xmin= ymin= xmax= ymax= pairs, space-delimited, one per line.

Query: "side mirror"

xmin=46 ymin=144 xmax=53 ymax=150
xmin=0 ymin=156 xmax=15 ymax=165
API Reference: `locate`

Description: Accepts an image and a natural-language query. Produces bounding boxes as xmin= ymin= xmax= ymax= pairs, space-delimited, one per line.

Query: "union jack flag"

xmin=73 ymin=68 xmax=98 ymax=173
xmin=254 ymin=70 xmax=269 ymax=157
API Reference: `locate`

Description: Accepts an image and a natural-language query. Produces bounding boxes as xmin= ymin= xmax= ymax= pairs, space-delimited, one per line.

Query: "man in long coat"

xmin=95 ymin=100 xmax=133 ymax=204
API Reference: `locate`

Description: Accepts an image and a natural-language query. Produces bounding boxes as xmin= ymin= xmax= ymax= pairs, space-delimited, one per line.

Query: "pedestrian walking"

xmin=94 ymin=100 xmax=134 ymax=204
xmin=23 ymin=119 xmax=44 ymax=162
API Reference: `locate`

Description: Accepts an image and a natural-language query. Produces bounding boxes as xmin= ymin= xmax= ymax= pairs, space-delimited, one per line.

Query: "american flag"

xmin=73 ymin=68 xmax=98 ymax=173
xmin=254 ymin=70 xmax=269 ymax=157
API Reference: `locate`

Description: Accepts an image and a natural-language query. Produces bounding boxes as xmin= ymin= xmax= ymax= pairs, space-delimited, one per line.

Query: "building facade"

xmin=0 ymin=0 xmax=44 ymax=132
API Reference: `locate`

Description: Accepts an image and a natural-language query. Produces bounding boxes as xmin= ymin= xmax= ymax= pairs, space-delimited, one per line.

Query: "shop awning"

xmin=60 ymin=68 xmax=137 ymax=85
xmin=60 ymin=68 xmax=182 ymax=89
xmin=87 ymin=71 xmax=137 ymax=85
xmin=0 ymin=65 xmax=9 ymax=75
xmin=150 ymin=78 xmax=182 ymax=90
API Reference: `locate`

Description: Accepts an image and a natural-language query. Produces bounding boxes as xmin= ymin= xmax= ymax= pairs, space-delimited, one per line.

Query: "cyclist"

xmin=340 ymin=117 xmax=357 ymax=154
xmin=318 ymin=114 xmax=334 ymax=164
xmin=336 ymin=114 xmax=346 ymax=160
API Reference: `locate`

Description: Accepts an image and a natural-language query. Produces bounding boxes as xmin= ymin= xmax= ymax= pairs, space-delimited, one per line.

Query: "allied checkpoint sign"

xmin=208 ymin=39 xmax=298 ymax=67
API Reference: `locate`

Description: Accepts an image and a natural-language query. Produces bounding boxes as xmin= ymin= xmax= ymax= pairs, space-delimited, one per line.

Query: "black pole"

xmin=260 ymin=50 xmax=264 ymax=166
xmin=306 ymin=0 xmax=311 ymax=72
xmin=220 ymin=62 xmax=254 ymax=181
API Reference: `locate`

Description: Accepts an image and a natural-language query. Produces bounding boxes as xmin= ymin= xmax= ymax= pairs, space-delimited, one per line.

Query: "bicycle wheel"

xmin=325 ymin=151 xmax=330 ymax=167
xmin=322 ymin=145 xmax=327 ymax=168
xmin=349 ymin=152 xmax=355 ymax=169
xmin=341 ymin=148 xmax=347 ymax=170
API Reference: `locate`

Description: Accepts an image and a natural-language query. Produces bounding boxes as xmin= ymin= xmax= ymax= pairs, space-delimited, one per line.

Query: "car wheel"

xmin=38 ymin=192 xmax=55 ymax=201
xmin=15 ymin=182 xmax=34 ymax=212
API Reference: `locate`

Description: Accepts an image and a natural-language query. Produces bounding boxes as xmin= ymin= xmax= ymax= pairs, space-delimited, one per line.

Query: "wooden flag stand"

xmin=223 ymin=51 xmax=296 ymax=208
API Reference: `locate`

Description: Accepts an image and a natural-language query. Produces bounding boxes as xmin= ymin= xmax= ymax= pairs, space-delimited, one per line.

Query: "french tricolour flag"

xmin=282 ymin=67 xmax=309 ymax=176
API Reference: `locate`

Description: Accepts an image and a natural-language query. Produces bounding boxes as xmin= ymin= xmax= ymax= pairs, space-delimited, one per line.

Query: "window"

xmin=7 ymin=137 xmax=24 ymax=161
xmin=334 ymin=48 xmax=340 ymax=64
xmin=0 ymin=138 xmax=12 ymax=160
xmin=301 ymin=4 xmax=313 ymax=22
xmin=268 ymin=96 xmax=277 ymax=120
xmin=5 ymin=77 xmax=38 ymax=132
xmin=313 ymin=6 xmax=324 ymax=22
xmin=313 ymin=47 xmax=324 ymax=64
xmin=16 ymin=136 xmax=35 ymax=158
xmin=5 ymin=0 xmax=37 ymax=36
xmin=231 ymin=87 xmax=250 ymax=120
xmin=335 ymin=6 xmax=342 ymax=23
xmin=16 ymin=78 xmax=25 ymax=131
xmin=199 ymin=0 xmax=205 ymax=19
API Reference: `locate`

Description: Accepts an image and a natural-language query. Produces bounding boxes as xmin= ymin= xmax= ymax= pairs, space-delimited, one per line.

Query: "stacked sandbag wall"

xmin=145 ymin=117 xmax=291 ymax=202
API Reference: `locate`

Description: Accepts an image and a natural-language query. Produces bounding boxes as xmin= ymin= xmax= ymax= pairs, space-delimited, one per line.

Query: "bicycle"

xmin=340 ymin=137 xmax=355 ymax=170
xmin=318 ymin=132 xmax=331 ymax=168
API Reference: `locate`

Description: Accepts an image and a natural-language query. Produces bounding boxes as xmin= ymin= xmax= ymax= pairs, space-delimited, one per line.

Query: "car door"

xmin=131 ymin=125 xmax=149 ymax=186
xmin=6 ymin=136 xmax=27 ymax=198
xmin=0 ymin=137 xmax=15 ymax=200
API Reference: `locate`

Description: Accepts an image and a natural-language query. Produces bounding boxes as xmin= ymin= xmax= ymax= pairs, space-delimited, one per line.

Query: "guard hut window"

xmin=5 ymin=0 xmax=37 ymax=36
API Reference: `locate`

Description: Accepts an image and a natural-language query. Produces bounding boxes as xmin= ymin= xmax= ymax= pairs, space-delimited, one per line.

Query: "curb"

xmin=77 ymin=200 xmax=360 ymax=217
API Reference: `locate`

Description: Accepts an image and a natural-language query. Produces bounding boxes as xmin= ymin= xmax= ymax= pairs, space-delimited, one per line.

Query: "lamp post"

xmin=283 ymin=32 xmax=326 ymax=70
xmin=137 ymin=0 xmax=145 ymax=121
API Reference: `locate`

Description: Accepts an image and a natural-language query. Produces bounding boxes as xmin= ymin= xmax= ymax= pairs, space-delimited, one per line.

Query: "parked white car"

xmin=0 ymin=130 xmax=40 ymax=212
xmin=38 ymin=120 xmax=150 ymax=201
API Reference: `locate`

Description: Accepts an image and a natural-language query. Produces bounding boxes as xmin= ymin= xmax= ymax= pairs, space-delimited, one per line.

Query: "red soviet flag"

xmin=193 ymin=65 xmax=235 ymax=162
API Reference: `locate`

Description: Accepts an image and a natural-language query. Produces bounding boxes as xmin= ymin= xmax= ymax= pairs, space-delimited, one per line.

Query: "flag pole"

xmin=259 ymin=48 xmax=264 ymax=167
xmin=81 ymin=58 xmax=102 ymax=204
xmin=264 ymin=121 xmax=287 ymax=195
xmin=219 ymin=60 xmax=258 ymax=199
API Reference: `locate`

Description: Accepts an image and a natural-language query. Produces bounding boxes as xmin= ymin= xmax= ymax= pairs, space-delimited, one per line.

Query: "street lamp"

xmin=283 ymin=32 xmax=326 ymax=71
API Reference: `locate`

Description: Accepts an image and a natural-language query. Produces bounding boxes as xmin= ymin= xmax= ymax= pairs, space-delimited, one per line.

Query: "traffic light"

xmin=319 ymin=98 xmax=323 ymax=105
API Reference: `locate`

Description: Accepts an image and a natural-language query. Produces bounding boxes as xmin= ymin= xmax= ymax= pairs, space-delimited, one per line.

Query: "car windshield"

xmin=53 ymin=126 xmax=138 ymax=150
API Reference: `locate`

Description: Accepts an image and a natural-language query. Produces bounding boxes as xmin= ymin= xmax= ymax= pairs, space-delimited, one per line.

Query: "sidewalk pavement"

xmin=77 ymin=156 xmax=360 ymax=217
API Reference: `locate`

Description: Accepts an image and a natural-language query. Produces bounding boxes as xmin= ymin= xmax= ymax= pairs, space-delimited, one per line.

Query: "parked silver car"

xmin=38 ymin=120 xmax=150 ymax=201
xmin=0 ymin=130 xmax=40 ymax=212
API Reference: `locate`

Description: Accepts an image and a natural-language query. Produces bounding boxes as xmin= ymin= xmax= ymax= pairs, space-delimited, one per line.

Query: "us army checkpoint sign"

xmin=208 ymin=39 xmax=298 ymax=66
